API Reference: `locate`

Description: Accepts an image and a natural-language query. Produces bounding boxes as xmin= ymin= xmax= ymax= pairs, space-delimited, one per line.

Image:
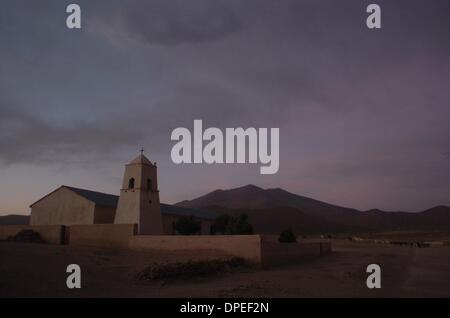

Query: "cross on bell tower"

xmin=113 ymin=152 xmax=163 ymax=234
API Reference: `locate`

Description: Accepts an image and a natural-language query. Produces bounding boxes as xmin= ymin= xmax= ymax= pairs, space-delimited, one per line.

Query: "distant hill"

xmin=176 ymin=185 xmax=450 ymax=234
xmin=2 ymin=186 xmax=449 ymax=235
xmin=0 ymin=214 xmax=30 ymax=225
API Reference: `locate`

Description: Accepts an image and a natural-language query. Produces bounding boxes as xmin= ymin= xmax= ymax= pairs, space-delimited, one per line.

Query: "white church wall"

xmin=30 ymin=187 xmax=95 ymax=226
xmin=93 ymin=205 xmax=116 ymax=224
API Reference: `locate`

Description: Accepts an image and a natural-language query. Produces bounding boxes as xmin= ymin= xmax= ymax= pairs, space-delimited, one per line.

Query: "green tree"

xmin=211 ymin=214 xmax=230 ymax=234
xmin=175 ymin=216 xmax=201 ymax=235
xmin=225 ymin=214 xmax=253 ymax=235
xmin=212 ymin=213 xmax=253 ymax=235
xmin=278 ymin=228 xmax=297 ymax=243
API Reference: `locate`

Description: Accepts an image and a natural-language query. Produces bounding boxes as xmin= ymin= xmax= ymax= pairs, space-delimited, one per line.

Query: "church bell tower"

xmin=114 ymin=151 xmax=163 ymax=234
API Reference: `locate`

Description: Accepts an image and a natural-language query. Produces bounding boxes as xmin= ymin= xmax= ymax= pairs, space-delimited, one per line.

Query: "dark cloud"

xmin=87 ymin=0 xmax=243 ymax=46
xmin=0 ymin=0 xmax=449 ymax=211
xmin=124 ymin=0 xmax=243 ymax=45
xmin=0 ymin=105 xmax=142 ymax=165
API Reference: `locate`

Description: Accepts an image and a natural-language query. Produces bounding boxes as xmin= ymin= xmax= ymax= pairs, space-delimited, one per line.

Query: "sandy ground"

xmin=0 ymin=240 xmax=449 ymax=298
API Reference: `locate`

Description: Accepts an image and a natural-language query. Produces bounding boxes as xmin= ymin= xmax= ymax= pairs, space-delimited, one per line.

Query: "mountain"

xmin=176 ymin=185 xmax=450 ymax=234
xmin=0 ymin=214 xmax=30 ymax=225
xmin=176 ymin=184 xmax=367 ymax=229
xmin=1 ymin=187 xmax=449 ymax=235
xmin=176 ymin=184 xmax=357 ymax=213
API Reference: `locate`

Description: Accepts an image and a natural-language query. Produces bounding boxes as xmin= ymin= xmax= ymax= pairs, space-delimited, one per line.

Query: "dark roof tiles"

xmin=66 ymin=186 xmax=119 ymax=208
xmin=64 ymin=186 xmax=217 ymax=220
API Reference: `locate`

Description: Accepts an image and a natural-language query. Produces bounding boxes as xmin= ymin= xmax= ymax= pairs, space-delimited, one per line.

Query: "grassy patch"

xmin=137 ymin=257 xmax=249 ymax=281
xmin=8 ymin=229 xmax=45 ymax=243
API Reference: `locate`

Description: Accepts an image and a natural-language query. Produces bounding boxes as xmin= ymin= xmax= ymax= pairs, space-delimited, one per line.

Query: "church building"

xmin=29 ymin=153 xmax=216 ymax=235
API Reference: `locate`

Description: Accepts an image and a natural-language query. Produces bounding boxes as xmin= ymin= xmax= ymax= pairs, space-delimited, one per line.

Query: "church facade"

xmin=30 ymin=154 xmax=215 ymax=235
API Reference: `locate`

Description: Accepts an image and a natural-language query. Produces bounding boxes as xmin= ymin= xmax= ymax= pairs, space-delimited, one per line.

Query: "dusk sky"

xmin=1 ymin=0 xmax=449 ymax=214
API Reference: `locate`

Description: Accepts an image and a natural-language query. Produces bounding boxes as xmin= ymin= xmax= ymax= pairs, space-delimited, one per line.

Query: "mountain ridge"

xmin=176 ymin=184 xmax=449 ymax=214
xmin=176 ymin=184 xmax=450 ymax=234
xmin=1 ymin=185 xmax=448 ymax=234
xmin=0 ymin=214 xmax=29 ymax=225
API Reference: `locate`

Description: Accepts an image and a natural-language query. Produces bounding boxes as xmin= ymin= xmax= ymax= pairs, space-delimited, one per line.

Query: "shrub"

xmin=8 ymin=229 xmax=45 ymax=243
xmin=212 ymin=213 xmax=253 ymax=235
xmin=225 ymin=214 xmax=253 ymax=235
xmin=175 ymin=216 xmax=201 ymax=235
xmin=211 ymin=214 xmax=230 ymax=234
xmin=137 ymin=257 xmax=248 ymax=280
xmin=278 ymin=228 xmax=297 ymax=243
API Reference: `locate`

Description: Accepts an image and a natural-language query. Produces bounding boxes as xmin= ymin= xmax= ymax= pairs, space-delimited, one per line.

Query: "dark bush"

xmin=225 ymin=214 xmax=253 ymax=235
xmin=211 ymin=214 xmax=230 ymax=234
xmin=278 ymin=228 xmax=297 ymax=243
xmin=137 ymin=257 xmax=248 ymax=280
xmin=175 ymin=216 xmax=201 ymax=235
xmin=212 ymin=213 xmax=253 ymax=235
xmin=8 ymin=229 xmax=45 ymax=243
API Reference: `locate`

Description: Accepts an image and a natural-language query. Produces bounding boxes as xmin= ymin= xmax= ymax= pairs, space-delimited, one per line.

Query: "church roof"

xmin=66 ymin=186 xmax=119 ymax=208
xmin=160 ymin=203 xmax=218 ymax=220
xmin=129 ymin=154 xmax=154 ymax=166
xmin=55 ymin=186 xmax=217 ymax=220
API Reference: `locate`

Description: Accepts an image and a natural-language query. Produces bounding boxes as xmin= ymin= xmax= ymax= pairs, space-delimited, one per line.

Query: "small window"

xmin=147 ymin=178 xmax=152 ymax=191
xmin=128 ymin=178 xmax=135 ymax=189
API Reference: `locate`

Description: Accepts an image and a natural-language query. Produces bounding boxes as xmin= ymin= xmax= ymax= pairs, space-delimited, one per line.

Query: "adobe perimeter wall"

xmin=0 ymin=225 xmax=64 ymax=244
xmin=0 ymin=224 xmax=331 ymax=267
xmin=260 ymin=235 xmax=332 ymax=268
xmin=68 ymin=224 xmax=137 ymax=248
xmin=129 ymin=235 xmax=262 ymax=265
xmin=66 ymin=225 xmax=262 ymax=264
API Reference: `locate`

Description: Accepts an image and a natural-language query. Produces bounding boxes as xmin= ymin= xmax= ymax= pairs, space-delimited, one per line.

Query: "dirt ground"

xmin=0 ymin=240 xmax=449 ymax=298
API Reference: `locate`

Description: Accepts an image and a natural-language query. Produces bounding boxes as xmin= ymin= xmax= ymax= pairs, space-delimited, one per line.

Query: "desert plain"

xmin=1 ymin=232 xmax=449 ymax=298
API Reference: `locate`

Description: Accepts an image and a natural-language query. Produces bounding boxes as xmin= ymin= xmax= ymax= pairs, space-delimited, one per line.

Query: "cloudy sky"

xmin=0 ymin=0 xmax=449 ymax=214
